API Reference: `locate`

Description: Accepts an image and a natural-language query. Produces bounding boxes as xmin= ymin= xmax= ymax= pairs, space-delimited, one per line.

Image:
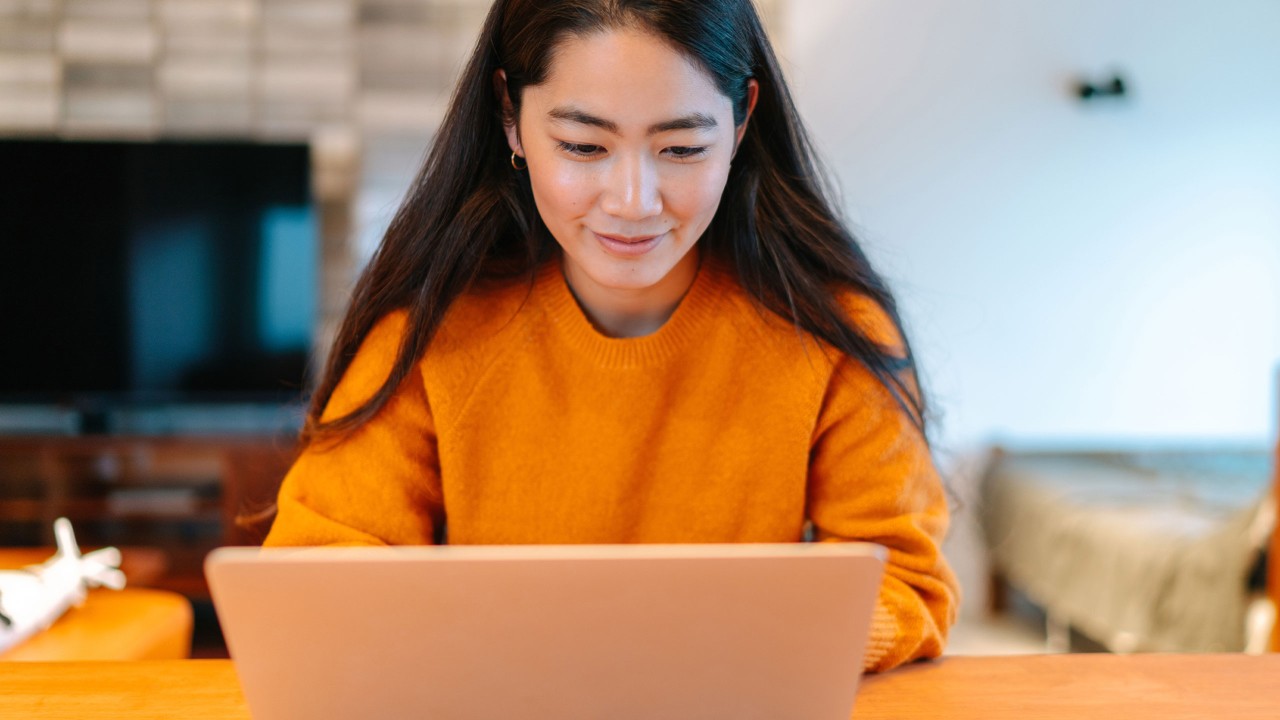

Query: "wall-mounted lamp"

xmin=1075 ymin=73 xmax=1128 ymax=101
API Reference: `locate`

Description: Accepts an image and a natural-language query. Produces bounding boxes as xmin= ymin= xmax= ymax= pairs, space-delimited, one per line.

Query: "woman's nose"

xmin=599 ymin=154 xmax=663 ymax=221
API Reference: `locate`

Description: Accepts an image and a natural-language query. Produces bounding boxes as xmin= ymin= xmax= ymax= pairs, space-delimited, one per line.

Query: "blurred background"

xmin=0 ymin=0 xmax=1275 ymax=659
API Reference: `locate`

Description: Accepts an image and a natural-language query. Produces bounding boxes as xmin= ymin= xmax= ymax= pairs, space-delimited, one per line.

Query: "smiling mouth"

xmin=594 ymin=232 xmax=662 ymax=244
xmin=591 ymin=230 xmax=667 ymax=257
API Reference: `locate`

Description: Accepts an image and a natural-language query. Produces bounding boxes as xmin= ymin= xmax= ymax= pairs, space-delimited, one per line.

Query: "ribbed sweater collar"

xmin=535 ymin=254 xmax=730 ymax=369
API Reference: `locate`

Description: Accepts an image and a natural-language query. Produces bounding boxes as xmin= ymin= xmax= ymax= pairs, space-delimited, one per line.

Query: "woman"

xmin=265 ymin=0 xmax=958 ymax=672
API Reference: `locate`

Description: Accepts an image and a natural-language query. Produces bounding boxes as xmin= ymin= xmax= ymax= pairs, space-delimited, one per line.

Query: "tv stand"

xmin=0 ymin=433 xmax=298 ymax=598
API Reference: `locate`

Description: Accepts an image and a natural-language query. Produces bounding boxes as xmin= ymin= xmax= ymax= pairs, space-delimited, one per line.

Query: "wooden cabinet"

xmin=0 ymin=435 xmax=298 ymax=598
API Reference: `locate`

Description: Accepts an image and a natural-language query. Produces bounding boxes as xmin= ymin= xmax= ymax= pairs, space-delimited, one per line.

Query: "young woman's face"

xmin=505 ymin=28 xmax=751 ymax=314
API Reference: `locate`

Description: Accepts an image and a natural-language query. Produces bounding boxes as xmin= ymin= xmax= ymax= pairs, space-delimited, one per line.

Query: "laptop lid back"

xmin=206 ymin=543 xmax=885 ymax=720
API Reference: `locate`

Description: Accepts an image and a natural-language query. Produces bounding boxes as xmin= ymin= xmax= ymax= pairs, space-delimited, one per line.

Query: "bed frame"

xmin=1270 ymin=392 xmax=1280 ymax=652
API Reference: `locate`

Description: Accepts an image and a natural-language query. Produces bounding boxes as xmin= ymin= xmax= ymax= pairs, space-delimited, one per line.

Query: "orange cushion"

xmin=0 ymin=588 xmax=192 ymax=661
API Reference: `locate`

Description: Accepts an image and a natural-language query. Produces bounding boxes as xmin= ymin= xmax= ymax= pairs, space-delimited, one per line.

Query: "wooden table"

xmin=855 ymin=653 xmax=1280 ymax=719
xmin=2 ymin=654 xmax=1278 ymax=718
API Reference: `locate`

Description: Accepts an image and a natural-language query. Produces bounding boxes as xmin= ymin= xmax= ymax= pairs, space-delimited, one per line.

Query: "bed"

xmin=980 ymin=446 xmax=1278 ymax=653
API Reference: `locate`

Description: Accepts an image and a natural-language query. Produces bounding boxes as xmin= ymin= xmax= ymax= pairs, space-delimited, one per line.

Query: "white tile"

xmin=0 ymin=85 xmax=56 ymax=127
xmin=59 ymin=21 xmax=158 ymax=62
xmin=258 ymin=60 xmax=354 ymax=102
xmin=358 ymin=25 xmax=451 ymax=77
xmin=257 ymin=98 xmax=349 ymax=136
xmin=64 ymin=87 xmax=155 ymax=118
xmin=158 ymin=56 xmax=251 ymax=96
xmin=261 ymin=0 xmax=354 ymax=29
xmin=62 ymin=91 xmax=159 ymax=136
xmin=0 ymin=0 xmax=57 ymax=19
xmin=251 ymin=118 xmax=313 ymax=142
xmin=63 ymin=0 xmax=151 ymax=20
xmin=262 ymin=25 xmax=351 ymax=59
xmin=356 ymin=90 xmax=444 ymax=130
xmin=357 ymin=0 xmax=434 ymax=26
xmin=0 ymin=19 xmax=56 ymax=52
xmin=59 ymin=121 xmax=159 ymax=139
xmin=165 ymin=28 xmax=254 ymax=56
xmin=0 ymin=52 xmax=57 ymax=84
xmin=162 ymin=96 xmax=253 ymax=134
xmin=63 ymin=62 xmax=151 ymax=90
xmin=158 ymin=0 xmax=257 ymax=28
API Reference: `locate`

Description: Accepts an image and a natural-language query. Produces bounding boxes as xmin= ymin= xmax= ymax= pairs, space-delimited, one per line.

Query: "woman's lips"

xmin=592 ymin=231 xmax=665 ymax=257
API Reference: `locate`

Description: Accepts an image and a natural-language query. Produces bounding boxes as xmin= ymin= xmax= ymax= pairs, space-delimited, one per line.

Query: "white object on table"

xmin=0 ymin=518 xmax=126 ymax=653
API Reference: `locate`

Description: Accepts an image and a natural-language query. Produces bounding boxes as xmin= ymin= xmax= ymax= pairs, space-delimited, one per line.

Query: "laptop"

xmin=205 ymin=543 xmax=885 ymax=720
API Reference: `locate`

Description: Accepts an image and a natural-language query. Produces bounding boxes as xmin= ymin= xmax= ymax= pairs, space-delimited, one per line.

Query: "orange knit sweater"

xmin=265 ymin=256 xmax=958 ymax=672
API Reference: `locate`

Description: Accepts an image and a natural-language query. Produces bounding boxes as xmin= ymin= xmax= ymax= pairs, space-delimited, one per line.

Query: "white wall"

xmin=780 ymin=0 xmax=1280 ymax=450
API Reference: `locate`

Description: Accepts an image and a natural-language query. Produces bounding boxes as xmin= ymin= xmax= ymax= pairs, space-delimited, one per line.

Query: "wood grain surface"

xmin=0 ymin=660 xmax=249 ymax=720
xmin=2 ymin=654 xmax=1278 ymax=719
xmin=855 ymin=653 xmax=1280 ymax=719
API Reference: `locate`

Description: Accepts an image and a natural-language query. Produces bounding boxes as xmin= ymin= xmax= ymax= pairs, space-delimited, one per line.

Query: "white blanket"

xmin=982 ymin=450 xmax=1272 ymax=652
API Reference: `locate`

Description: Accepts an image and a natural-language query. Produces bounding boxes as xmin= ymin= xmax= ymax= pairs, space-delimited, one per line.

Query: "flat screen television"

xmin=0 ymin=139 xmax=317 ymax=418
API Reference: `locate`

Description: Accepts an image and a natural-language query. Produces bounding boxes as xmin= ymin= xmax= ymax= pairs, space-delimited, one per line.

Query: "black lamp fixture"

xmin=1076 ymin=73 xmax=1129 ymax=101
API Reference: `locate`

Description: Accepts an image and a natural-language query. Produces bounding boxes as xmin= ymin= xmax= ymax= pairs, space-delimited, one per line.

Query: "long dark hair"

xmin=303 ymin=0 xmax=929 ymax=446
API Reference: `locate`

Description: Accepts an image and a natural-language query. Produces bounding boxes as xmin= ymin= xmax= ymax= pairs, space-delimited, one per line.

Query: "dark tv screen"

xmin=0 ymin=139 xmax=316 ymax=402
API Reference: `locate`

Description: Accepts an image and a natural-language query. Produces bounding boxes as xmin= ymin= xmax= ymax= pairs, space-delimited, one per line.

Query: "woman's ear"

xmin=732 ymin=78 xmax=760 ymax=156
xmin=493 ymin=69 xmax=524 ymax=157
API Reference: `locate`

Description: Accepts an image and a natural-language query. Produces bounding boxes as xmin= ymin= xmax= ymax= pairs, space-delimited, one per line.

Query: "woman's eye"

xmin=665 ymin=146 xmax=708 ymax=160
xmin=557 ymin=142 xmax=603 ymax=157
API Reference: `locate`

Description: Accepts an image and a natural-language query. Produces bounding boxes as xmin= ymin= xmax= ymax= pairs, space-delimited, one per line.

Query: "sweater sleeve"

xmin=264 ymin=310 xmax=443 ymax=547
xmin=806 ymin=302 xmax=959 ymax=673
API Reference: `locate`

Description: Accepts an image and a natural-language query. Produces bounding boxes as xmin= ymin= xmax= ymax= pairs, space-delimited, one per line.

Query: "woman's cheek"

xmin=670 ymin=166 xmax=730 ymax=226
xmin=546 ymin=163 xmax=597 ymax=216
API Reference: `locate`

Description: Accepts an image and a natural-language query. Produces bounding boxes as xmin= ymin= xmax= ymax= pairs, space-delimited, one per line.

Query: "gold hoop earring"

xmin=510 ymin=152 xmax=527 ymax=170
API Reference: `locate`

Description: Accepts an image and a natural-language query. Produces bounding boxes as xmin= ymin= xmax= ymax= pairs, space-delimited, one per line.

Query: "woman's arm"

xmin=806 ymin=302 xmax=959 ymax=672
xmin=264 ymin=311 xmax=443 ymax=547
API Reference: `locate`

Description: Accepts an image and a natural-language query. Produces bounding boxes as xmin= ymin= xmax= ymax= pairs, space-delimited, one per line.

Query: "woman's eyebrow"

xmin=547 ymin=106 xmax=719 ymax=136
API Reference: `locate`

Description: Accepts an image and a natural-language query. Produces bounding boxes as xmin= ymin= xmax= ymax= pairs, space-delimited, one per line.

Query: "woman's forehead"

xmin=529 ymin=27 xmax=733 ymax=129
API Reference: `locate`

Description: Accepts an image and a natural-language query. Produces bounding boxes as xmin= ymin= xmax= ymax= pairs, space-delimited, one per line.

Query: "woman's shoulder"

xmin=832 ymin=289 xmax=907 ymax=354
xmin=430 ymin=271 xmax=541 ymax=359
xmin=357 ymin=273 xmax=537 ymax=365
xmin=713 ymin=264 xmax=905 ymax=357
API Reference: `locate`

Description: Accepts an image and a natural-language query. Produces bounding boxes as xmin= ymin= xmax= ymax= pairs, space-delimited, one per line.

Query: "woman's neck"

xmin=561 ymin=249 xmax=702 ymax=339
